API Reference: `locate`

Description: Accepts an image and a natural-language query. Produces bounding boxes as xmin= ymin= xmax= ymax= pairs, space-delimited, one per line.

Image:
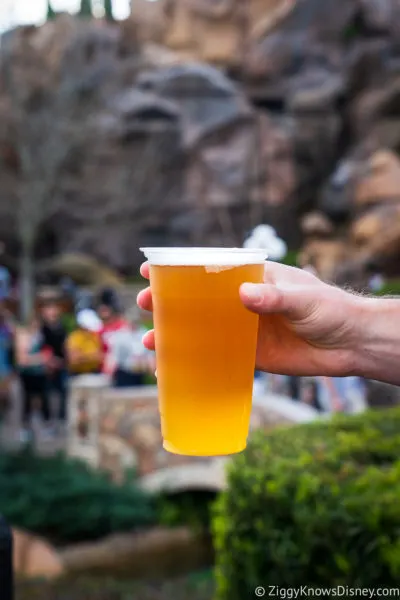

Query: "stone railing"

xmin=67 ymin=376 xmax=319 ymax=492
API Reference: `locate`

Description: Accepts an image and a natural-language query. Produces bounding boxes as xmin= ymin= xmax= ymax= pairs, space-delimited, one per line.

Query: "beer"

xmin=140 ymin=248 xmax=267 ymax=456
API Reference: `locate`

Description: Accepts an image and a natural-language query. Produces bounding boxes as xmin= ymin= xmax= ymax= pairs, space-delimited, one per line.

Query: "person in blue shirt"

xmin=0 ymin=305 xmax=14 ymax=419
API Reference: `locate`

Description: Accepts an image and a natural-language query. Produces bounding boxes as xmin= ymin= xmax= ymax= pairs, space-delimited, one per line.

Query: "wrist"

xmin=352 ymin=295 xmax=400 ymax=384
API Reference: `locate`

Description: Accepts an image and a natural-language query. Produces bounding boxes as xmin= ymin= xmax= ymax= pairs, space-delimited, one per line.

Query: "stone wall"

xmin=67 ymin=376 xmax=319 ymax=492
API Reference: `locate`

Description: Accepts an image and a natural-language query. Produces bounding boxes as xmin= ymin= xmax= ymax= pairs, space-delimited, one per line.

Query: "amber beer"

xmin=140 ymin=248 xmax=267 ymax=456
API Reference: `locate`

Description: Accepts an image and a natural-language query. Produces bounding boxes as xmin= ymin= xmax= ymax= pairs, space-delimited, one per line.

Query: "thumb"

xmin=240 ymin=282 xmax=316 ymax=321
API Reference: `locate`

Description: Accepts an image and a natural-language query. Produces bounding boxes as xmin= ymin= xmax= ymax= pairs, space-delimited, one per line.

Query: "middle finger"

xmin=137 ymin=287 xmax=153 ymax=312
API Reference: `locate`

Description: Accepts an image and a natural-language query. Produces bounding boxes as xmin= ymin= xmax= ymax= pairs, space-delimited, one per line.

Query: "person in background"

xmin=317 ymin=376 xmax=367 ymax=414
xmin=123 ymin=306 xmax=157 ymax=383
xmin=367 ymin=269 xmax=385 ymax=293
xmin=39 ymin=300 xmax=68 ymax=427
xmin=97 ymin=288 xmax=130 ymax=385
xmin=300 ymin=378 xmax=321 ymax=411
xmin=66 ymin=309 xmax=103 ymax=376
xmin=0 ymin=242 xmax=11 ymax=304
xmin=0 ymin=304 xmax=14 ymax=419
xmin=16 ymin=316 xmax=51 ymax=442
xmin=97 ymin=289 xmax=154 ymax=387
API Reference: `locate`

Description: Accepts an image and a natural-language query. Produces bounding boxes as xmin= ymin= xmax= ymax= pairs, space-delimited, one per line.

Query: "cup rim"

xmin=139 ymin=247 xmax=268 ymax=266
xmin=140 ymin=247 xmax=267 ymax=253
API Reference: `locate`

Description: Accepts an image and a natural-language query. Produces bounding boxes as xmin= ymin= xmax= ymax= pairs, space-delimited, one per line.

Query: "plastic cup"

xmin=140 ymin=247 xmax=267 ymax=456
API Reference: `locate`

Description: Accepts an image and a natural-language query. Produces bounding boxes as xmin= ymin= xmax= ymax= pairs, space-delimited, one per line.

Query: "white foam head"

xmin=140 ymin=247 xmax=268 ymax=266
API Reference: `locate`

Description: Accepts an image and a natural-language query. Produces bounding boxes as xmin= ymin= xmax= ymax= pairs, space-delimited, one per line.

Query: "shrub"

xmin=374 ymin=278 xmax=400 ymax=297
xmin=0 ymin=449 xmax=156 ymax=544
xmin=213 ymin=408 xmax=400 ymax=598
xmin=281 ymin=250 xmax=299 ymax=268
xmin=157 ymin=491 xmax=217 ymax=534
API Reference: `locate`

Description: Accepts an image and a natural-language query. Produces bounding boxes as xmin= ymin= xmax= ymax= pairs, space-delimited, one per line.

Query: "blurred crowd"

xmin=0 ymin=284 xmax=155 ymax=443
xmin=253 ymin=372 xmax=367 ymax=414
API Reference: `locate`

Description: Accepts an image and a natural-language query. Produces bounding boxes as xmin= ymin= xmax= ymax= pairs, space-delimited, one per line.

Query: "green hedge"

xmin=374 ymin=279 xmax=400 ymax=297
xmin=157 ymin=491 xmax=217 ymax=534
xmin=0 ymin=449 xmax=155 ymax=543
xmin=213 ymin=408 xmax=400 ymax=598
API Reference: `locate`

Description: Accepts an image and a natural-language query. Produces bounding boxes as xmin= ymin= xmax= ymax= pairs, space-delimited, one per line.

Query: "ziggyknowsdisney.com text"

xmin=263 ymin=586 xmax=400 ymax=598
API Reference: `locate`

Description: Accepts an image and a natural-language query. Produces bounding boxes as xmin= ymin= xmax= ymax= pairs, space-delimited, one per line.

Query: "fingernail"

xmin=241 ymin=283 xmax=263 ymax=304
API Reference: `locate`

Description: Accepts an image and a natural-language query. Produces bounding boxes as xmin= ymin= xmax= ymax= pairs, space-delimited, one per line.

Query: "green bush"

xmin=374 ymin=278 xmax=400 ymax=297
xmin=281 ymin=250 xmax=299 ymax=268
xmin=157 ymin=491 xmax=217 ymax=534
xmin=213 ymin=408 xmax=400 ymax=598
xmin=0 ymin=449 xmax=155 ymax=544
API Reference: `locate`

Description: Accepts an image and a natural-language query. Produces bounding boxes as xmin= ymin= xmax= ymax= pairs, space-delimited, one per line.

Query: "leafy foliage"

xmin=46 ymin=1 xmax=57 ymax=20
xmin=104 ymin=0 xmax=114 ymax=21
xmin=79 ymin=0 xmax=93 ymax=18
xmin=213 ymin=408 xmax=400 ymax=598
xmin=0 ymin=449 xmax=155 ymax=543
xmin=157 ymin=492 xmax=217 ymax=534
xmin=280 ymin=250 xmax=298 ymax=267
xmin=374 ymin=278 xmax=400 ymax=297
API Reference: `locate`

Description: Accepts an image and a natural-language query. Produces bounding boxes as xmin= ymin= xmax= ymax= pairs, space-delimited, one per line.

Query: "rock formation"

xmin=131 ymin=0 xmax=295 ymax=68
xmin=0 ymin=3 xmax=400 ymax=281
xmin=13 ymin=526 xmax=212 ymax=580
xmin=13 ymin=528 xmax=64 ymax=579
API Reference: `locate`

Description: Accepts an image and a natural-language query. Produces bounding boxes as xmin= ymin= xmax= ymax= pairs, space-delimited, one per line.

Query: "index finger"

xmin=140 ymin=262 xmax=150 ymax=280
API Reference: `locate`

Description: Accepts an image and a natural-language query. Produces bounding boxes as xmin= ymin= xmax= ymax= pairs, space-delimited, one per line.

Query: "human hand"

xmin=239 ymin=262 xmax=364 ymax=377
xmin=137 ymin=261 xmax=368 ymax=379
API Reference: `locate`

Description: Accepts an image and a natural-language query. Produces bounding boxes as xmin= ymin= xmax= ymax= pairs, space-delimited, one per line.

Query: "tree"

xmin=1 ymin=31 xmax=86 ymax=321
xmin=46 ymin=1 xmax=57 ymax=20
xmin=79 ymin=0 xmax=93 ymax=18
xmin=104 ymin=0 xmax=114 ymax=21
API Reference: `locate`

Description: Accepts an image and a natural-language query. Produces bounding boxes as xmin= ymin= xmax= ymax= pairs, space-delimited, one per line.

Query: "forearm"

xmin=355 ymin=297 xmax=400 ymax=385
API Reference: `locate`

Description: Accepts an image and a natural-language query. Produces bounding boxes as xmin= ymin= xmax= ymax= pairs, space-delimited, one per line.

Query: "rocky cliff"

xmin=0 ymin=2 xmax=400 ymax=281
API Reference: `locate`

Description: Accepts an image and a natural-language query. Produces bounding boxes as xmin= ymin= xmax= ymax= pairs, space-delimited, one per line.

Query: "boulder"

xmin=13 ymin=529 xmax=64 ymax=580
xmin=354 ymin=149 xmax=400 ymax=207
xmin=350 ymin=77 xmax=400 ymax=141
xmin=136 ymin=62 xmax=253 ymax=148
xmin=258 ymin=113 xmax=296 ymax=207
xmin=319 ymin=158 xmax=358 ymax=219
xmin=359 ymin=0 xmax=393 ymax=33
xmin=293 ymin=111 xmax=341 ymax=215
xmin=246 ymin=0 xmax=356 ymax=82
xmin=301 ymin=212 xmax=334 ymax=237
xmin=298 ymin=239 xmax=350 ymax=281
xmin=13 ymin=525 xmax=214 ymax=581
xmin=351 ymin=204 xmax=400 ymax=247
xmin=60 ymin=527 xmax=213 ymax=579
xmin=286 ymin=66 xmax=345 ymax=113
xmin=131 ymin=0 xmax=295 ymax=67
xmin=346 ymin=39 xmax=393 ymax=98
xmin=351 ymin=206 xmax=400 ymax=268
